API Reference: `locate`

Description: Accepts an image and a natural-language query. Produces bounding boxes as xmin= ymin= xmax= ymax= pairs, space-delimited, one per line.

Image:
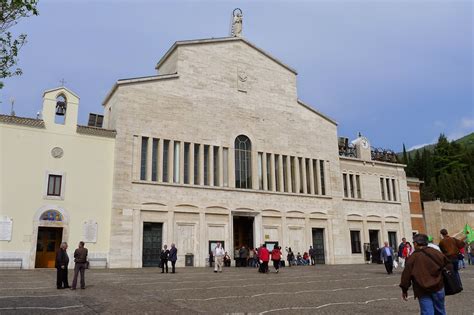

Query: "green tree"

xmin=1 ymin=0 xmax=38 ymax=88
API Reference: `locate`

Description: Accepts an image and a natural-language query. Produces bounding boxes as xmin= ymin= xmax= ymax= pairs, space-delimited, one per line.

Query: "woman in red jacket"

xmin=258 ymin=244 xmax=270 ymax=273
xmin=271 ymin=246 xmax=282 ymax=273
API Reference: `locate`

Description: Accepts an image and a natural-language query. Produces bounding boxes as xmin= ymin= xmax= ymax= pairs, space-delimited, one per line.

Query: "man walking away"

xmin=380 ymin=241 xmax=394 ymax=274
xmin=271 ymin=246 xmax=282 ymax=273
xmin=71 ymin=241 xmax=88 ymax=290
xmin=56 ymin=242 xmax=69 ymax=289
xmin=214 ymin=242 xmax=225 ymax=273
xmin=160 ymin=245 xmax=170 ymax=273
xmin=169 ymin=243 xmax=177 ymax=273
xmin=439 ymin=229 xmax=465 ymax=288
xmin=398 ymin=237 xmax=406 ymax=268
xmin=400 ymin=234 xmax=451 ymax=315
xmin=309 ymin=246 xmax=316 ymax=266
xmin=258 ymin=244 xmax=270 ymax=273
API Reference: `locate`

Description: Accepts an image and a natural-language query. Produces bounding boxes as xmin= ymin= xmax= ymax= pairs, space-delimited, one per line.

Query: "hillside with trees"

xmin=402 ymin=133 xmax=474 ymax=202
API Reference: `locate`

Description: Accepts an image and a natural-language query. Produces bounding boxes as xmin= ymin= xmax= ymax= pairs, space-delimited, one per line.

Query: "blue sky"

xmin=0 ymin=0 xmax=472 ymax=151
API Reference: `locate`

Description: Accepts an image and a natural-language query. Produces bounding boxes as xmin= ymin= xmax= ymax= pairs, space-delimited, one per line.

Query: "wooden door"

xmin=35 ymin=227 xmax=63 ymax=268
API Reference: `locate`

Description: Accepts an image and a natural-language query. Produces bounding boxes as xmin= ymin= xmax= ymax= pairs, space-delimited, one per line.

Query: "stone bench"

xmin=88 ymin=258 xmax=107 ymax=269
xmin=0 ymin=258 xmax=22 ymax=269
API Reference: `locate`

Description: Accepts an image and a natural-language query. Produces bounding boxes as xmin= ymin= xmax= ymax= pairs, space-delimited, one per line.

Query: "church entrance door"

xmin=233 ymin=216 xmax=254 ymax=266
xmin=312 ymin=228 xmax=326 ymax=264
xmin=142 ymin=222 xmax=163 ymax=267
xmin=35 ymin=227 xmax=63 ymax=268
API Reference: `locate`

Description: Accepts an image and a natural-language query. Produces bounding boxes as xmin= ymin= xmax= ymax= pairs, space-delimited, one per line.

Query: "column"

xmin=254 ymin=213 xmax=262 ymax=248
xmin=199 ymin=211 xmax=206 ymax=267
xmin=251 ymin=150 xmax=259 ymax=190
xmin=199 ymin=144 xmax=204 ymax=186
xmin=286 ymin=156 xmax=292 ymax=193
xmin=281 ymin=215 xmax=288 ymax=249
xmin=168 ymin=140 xmax=174 ymax=183
xmin=132 ymin=136 xmax=140 ymax=181
xmin=209 ymin=146 xmax=214 ymax=186
xmin=179 ymin=141 xmax=185 ymax=184
xmin=309 ymin=159 xmax=315 ymax=194
xmin=301 ymin=158 xmax=307 ymax=194
xmin=218 ymin=147 xmax=224 ymax=187
xmin=315 ymin=159 xmax=322 ymax=195
xmin=189 ymin=143 xmax=195 ymax=185
xmin=381 ymin=219 xmax=387 ymax=244
xmin=270 ymin=153 xmax=276 ymax=191
xmin=167 ymin=210 xmax=175 ymax=246
xmin=228 ymin=148 xmax=235 ymax=188
xmin=131 ymin=209 xmax=141 ymax=267
xmin=278 ymin=155 xmax=284 ymax=192
xmin=146 ymin=138 xmax=152 ymax=181
xmin=294 ymin=157 xmax=300 ymax=193
xmin=158 ymin=138 xmax=164 ymax=182
xmin=262 ymin=153 xmax=268 ymax=190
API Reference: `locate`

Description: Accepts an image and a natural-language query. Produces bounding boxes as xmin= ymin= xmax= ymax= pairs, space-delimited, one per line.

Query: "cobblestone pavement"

xmin=0 ymin=263 xmax=472 ymax=314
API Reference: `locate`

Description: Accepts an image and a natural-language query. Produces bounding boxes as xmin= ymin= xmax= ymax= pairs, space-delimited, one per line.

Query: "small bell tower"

xmin=42 ymin=87 xmax=80 ymax=132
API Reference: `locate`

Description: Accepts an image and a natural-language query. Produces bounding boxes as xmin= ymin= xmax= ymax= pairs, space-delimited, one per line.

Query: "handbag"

xmin=421 ymin=250 xmax=462 ymax=296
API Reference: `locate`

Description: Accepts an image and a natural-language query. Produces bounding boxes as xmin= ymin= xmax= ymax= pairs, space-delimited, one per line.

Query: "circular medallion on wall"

xmin=51 ymin=147 xmax=64 ymax=159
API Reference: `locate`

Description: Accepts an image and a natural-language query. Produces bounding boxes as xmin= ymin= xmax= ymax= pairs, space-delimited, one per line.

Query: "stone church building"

xmin=103 ymin=35 xmax=411 ymax=268
xmin=0 ymin=17 xmax=412 ymax=269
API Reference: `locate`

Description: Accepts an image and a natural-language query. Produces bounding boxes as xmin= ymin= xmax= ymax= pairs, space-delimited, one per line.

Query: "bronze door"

xmin=35 ymin=227 xmax=63 ymax=268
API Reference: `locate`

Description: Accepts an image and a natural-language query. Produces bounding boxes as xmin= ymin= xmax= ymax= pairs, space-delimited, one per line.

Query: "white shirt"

xmin=214 ymin=246 xmax=225 ymax=257
xmin=428 ymin=243 xmax=441 ymax=252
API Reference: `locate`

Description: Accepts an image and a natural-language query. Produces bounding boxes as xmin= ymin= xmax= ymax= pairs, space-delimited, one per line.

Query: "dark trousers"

xmin=450 ymin=257 xmax=462 ymax=288
xmin=272 ymin=260 xmax=280 ymax=271
xmin=161 ymin=259 xmax=168 ymax=273
xmin=72 ymin=263 xmax=86 ymax=289
xmin=56 ymin=267 xmax=69 ymax=288
xmin=259 ymin=261 xmax=269 ymax=273
xmin=311 ymin=256 xmax=316 ymax=265
xmin=171 ymin=261 xmax=176 ymax=273
xmin=384 ymin=256 xmax=393 ymax=274
xmin=241 ymin=258 xmax=247 ymax=267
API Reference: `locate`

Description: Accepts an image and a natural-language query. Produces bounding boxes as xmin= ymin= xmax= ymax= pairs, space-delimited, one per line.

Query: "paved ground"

xmin=0 ymin=263 xmax=472 ymax=314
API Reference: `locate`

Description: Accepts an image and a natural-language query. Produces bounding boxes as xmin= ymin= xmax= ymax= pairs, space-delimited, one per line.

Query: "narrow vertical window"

xmin=386 ymin=178 xmax=391 ymax=201
xmin=47 ymin=175 xmax=62 ymax=196
xmin=283 ymin=155 xmax=288 ymax=192
xmin=140 ymin=137 xmax=148 ymax=180
xmin=162 ymin=140 xmax=169 ymax=182
xmin=392 ymin=179 xmax=397 ymax=201
xmin=298 ymin=157 xmax=304 ymax=193
xmin=388 ymin=231 xmax=397 ymax=250
xmin=184 ymin=142 xmax=190 ymax=184
xmin=213 ymin=146 xmax=219 ymax=186
xmin=266 ymin=153 xmax=272 ymax=190
xmin=313 ymin=159 xmax=318 ymax=195
xmin=305 ymin=158 xmax=311 ymax=194
xmin=319 ymin=160 xmax=326 ymax=195
xmin=343 ymin=174 xmax=348 ymax=198
xmin=356 ymin=175 xmax=361 ymax=199
xmin=194 ymin=144 xmax=200 ymax=185
xmin=204 ymin=145 xmax=210 ymax=186
xmin=274 ymin=154 xmax=280 ymax=192
xmin=291 ymin=157 xmax=296 ymax=193
xmin=349 ymin=174 xmax=355 ymax=198
xmin=173 ymin=142 xmax=181 ymax=183
xmin=223 ymin=148 xmax=229 ymax=187
xmin=234 ymin=135 xmax=252 ymax=189
xmin=258 ymin=152 xmax=263 ymax=190
xmin=350 ymin=231 xmax=361 ymax=254
xmin=152 ymin=139 xmax=158 ymax=181
xmin=380 ymin=178 xmax=385 ymax=200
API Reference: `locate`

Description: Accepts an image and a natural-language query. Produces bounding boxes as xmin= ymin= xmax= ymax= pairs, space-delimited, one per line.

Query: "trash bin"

xmin=185 ymin=254 xmax=194 ymax=267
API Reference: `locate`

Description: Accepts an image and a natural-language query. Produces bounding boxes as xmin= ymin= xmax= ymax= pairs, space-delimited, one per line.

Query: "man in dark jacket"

xmin=71 ymin=241 xmax=88 ymax=290
xmin=169 ymin=243 xmax=178 ymax=273
xmin=160 ymin=244 xmax=170 ymax=273
xmin=55 ymin=242 xmax=69 ymax=289
xmin=400 ymin=234 xmax=452 ymax=315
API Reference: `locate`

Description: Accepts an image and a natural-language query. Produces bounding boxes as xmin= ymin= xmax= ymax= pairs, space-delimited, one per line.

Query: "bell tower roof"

xmin=43 ymin=86 xmax=80 ymax=99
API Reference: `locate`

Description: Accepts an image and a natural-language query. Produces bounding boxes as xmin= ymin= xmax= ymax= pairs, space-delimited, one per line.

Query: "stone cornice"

xmin=297 ymin=99 xmax=338 ymax=126
xmin=0 ymin=114 xmax=45 ymax=128
xmin=76 ymin=125 xmax=116 ymax=138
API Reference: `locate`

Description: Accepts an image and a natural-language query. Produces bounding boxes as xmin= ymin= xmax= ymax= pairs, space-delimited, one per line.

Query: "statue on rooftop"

xmin=231 ymin=8 xmax=243 ymax=37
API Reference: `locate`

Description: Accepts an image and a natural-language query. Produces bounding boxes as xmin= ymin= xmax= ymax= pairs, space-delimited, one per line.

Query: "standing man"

xmin=400 ymin=234 xmax=451 ymax=315
xmin=55 ymin=242 xmax=69 ymax=289
xmin=239 ymin=246 xmax=248 ymax=267
xmin=380 ymin=241 xmax=394 ymax=274
xmin=439 ymin=229 xmax=465 ymax=288
xmin=398 ymin=237 xmax=407 ymax=268
xmin=160 ymin=245 xmax=170 ymax=273
xmin=71 ymin=241 xmax=88 ymax=290
xmin=214 ymin=242 xmax=225 ymax=273
xmin=309 ymin=246 xmax=316 ymax=266
xmin=169 ymin=243 xmax=177 ymax=274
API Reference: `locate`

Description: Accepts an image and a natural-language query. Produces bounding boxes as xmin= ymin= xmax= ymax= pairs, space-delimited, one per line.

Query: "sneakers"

xmin=276 ymin=269 xmax=279 ymax=273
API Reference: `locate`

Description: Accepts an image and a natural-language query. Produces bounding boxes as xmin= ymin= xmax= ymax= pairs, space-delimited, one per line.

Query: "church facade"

xmin=103 ymin=36 xmax=412 ymax=268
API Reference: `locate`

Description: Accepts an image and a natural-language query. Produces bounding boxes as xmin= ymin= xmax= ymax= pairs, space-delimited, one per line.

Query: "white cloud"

xmin=408 ymin=142 xmax=434 ymax=151
xmin=461 ymin=118 xmax=474 ymax=129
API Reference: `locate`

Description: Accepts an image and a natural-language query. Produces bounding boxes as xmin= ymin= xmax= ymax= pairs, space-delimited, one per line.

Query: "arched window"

xmin=40 ymin=210 xmax=63 ymax=222
xmin=235 ymin=135 xmax=252 ymax=189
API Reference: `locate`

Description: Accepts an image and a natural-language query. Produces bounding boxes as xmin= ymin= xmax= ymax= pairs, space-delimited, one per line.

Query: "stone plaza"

xmin=0 ymin=264 xmax=472 ymax=314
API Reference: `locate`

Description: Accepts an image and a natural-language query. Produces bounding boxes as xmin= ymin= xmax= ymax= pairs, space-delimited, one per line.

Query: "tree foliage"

xmin=0 ymin=0 xmax=38 ymax=88
xmin=405 ymin=133 xmax=474 ymax=202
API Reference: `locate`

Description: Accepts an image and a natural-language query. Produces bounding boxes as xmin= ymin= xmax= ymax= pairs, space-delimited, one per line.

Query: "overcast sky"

xmin=0 ymin=0 xmax=472 ymax=151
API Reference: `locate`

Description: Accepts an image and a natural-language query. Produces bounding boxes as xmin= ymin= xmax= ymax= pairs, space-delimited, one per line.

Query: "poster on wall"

xmin=82 ymin=220 xmax=98 ymax=243
xmin=0 ymin=216 xmax=13 ymax=241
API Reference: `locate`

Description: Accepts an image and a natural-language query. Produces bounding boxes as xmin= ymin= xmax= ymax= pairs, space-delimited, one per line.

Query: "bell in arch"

xmin=55 ymin=95 xmax=67 ymax=116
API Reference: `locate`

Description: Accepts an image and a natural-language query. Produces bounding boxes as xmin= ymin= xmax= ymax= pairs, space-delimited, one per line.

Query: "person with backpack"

xmin=439 ymin=228 xmax=466 ymax=288
xmin=399 ymin=234 xmax=452 ymax=314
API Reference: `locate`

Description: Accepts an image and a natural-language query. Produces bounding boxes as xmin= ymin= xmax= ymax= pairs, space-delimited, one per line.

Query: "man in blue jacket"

xmin=381 ymin=241 xmax=394 ymax=274
xmin=169 ymin=243 xmax=178 ymax=273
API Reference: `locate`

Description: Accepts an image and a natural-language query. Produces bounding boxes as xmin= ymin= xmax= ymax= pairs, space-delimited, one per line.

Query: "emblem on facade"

xmin=231 ymin=8 xmax=243 ymax=37
xmin=238 ymin=71 xmax=248 ymax=82
xmin=237 ymin=69 xmax=248 ymax=92
xmin=51 ymin=147 xmax=64 ymax=158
